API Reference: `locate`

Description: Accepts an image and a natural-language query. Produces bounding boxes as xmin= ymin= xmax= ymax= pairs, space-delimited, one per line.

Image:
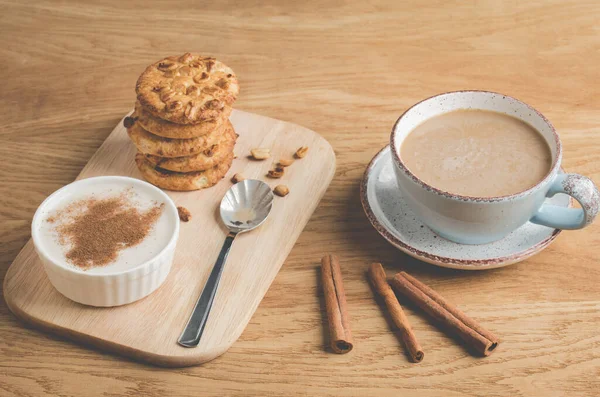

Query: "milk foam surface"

xmin=400 ymin=109 xmax=552 ymax=197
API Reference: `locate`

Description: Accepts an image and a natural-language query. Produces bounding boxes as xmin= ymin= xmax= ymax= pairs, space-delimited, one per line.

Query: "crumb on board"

xmin=274 ymin=185 xmax=289 ymax=197
xmin=177 ymin=206 xmax=191 ymax=222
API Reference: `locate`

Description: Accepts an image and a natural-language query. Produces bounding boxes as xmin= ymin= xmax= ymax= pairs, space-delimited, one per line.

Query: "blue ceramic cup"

xmin=390 ymin=91 xmax=599 ymax=245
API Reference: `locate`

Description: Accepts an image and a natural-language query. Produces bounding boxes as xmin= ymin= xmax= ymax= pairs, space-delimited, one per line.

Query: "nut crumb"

xmin=123 ymin=116 xmax=136 ymax=128
xmin=250 ymin=148 xmax=270 ymax=160
xmin=267 ymin=166 xmax=285 ymax=178
xmin=274 ymin=185 xmax=289 ymax=197
xmin=295 ymin=146 xmax=308 ymax=158
xmin=278 ymin=158 xmax=294 ymax=167
xmin=203 ymin=144 xmax=218 ymax=157
xmin=231 ymin=173 xmax=245 ymax=183
xmin=177 ymin=206 xmax=191 ymax=222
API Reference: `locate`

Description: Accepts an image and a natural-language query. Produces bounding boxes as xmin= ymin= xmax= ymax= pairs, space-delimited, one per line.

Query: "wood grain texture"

xmin=1 ymin=0 xmax=599 ymax=395
xmin=4 ymin=109 xmax=336 ymax=366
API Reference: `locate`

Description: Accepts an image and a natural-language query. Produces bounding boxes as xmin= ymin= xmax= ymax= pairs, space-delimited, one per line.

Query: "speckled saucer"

xmin=361 ymin=145 xmax=570 ymax=270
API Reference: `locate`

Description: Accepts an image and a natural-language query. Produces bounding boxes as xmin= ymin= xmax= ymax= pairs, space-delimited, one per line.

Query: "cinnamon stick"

xmin=321 ymin=254 xmax=353 ymax=353
xmin=368 ymin=263 xmax=424 ymax=362
xmin=390 ymin=271 xmax=499 ymax=356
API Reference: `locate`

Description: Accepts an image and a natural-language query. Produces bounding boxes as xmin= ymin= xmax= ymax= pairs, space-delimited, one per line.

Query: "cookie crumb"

xmin=231 ymin=173 xmax=245 ymax=183
xmin=177 ymin=206 xmax=192 ymax=222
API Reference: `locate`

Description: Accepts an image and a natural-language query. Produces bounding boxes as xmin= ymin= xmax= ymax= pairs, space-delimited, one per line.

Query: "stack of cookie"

xmin=125 ymin=53 xmax=239 ymax=191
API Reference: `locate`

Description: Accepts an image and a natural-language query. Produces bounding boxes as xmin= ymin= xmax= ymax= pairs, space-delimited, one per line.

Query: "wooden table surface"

xmin=1 ymin=1 xmax=599 ymax=396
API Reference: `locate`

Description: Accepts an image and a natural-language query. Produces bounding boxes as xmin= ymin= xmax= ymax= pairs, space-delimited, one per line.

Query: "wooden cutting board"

xmin=3 ymin=109 xmax=336 ymax=367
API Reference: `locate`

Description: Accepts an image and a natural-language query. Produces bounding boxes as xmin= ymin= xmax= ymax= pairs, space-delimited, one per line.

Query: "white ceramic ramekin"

xmin=31 ymin=176 xmax=180 ymax=307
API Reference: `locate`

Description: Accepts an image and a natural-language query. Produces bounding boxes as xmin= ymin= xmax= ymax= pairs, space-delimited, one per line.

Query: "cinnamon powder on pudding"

xmin=48 ymin=193 xmax=164 ymax=269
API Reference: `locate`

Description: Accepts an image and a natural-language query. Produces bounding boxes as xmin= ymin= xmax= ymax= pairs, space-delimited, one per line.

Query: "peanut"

xmin=251 ymin=148 xmax=271 ymax=160
xmin=273 ymin=185 xmax=289 ymax=197
xmin=295 ymin=146 xmax=309 ymax=158
xmin=278 ymin=158 xmax=294 ymax=167
xmin=177 ymin=206 xmax=192 ymax=222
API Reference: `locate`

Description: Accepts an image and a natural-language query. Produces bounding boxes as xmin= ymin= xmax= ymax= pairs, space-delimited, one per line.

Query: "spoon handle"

xmin=178 ymin=231 xmax=237 ymax=348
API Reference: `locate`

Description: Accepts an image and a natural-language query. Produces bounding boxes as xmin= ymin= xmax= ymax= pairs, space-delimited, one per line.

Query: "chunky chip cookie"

xmin=135 ymin=152 xmax=234 ymax=191
xmin=127 ymin=118 xmax=229 ymax=158
xmin=144 ymin=124 xmax=237 ymax=172
xmin=136 ymin=53 xmax=239 ymax=124
xmin=132 ymin=101 xmax=232 ymax=139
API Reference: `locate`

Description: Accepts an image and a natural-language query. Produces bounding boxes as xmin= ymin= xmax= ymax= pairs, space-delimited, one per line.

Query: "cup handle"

xmin=530 ymin=173 xmax=599 ymax=229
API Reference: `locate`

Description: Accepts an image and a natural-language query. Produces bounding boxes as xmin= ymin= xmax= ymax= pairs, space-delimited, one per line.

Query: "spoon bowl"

xmin=220 ymin=179 xmax=273 ymax=233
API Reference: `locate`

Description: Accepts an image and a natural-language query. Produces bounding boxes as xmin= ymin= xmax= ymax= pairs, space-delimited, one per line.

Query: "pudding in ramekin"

xmin=32 ymin=176 xmax=180 ymax=307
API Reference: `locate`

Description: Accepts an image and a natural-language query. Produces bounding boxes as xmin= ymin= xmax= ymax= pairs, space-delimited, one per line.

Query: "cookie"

xmin=136 ymin=53 xmax=239 ymax=124
xmin=132 ymin=100 xmax=232 ymax=139
xmin=135 ymin=152 xmax=234 ymax=191
xmin=127 ymin=117 xmax=229 ymax=158
xmin=144 ymin=124 xmax=237 ymax=172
